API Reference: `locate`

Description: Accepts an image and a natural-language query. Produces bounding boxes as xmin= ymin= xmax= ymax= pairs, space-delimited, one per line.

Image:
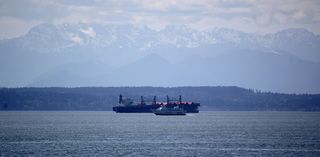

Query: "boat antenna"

xmin=179 ymin=95 xmax=182 ymax=103
xmin=153 ymin=96 xmax=156 ymax=104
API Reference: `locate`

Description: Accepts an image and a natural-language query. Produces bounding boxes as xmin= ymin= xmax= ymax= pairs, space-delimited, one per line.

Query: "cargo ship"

xmin=112 ymin=95 xmax=200 ymax=113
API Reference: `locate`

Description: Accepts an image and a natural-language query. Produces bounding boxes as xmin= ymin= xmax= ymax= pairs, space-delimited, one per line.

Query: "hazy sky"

xmin=0 ymin=0 xmax=320 ymax=39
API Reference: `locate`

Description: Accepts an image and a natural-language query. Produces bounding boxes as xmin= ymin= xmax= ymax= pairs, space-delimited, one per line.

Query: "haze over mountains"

xmin=0 ymin=23 xmax=319 ymax=93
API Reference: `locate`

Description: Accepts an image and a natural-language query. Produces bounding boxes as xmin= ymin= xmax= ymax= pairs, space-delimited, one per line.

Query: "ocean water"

xmin=0 ymin=111 xmax=320 ymax=157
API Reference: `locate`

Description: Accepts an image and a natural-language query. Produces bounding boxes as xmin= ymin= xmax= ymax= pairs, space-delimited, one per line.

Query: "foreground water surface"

xmin=0 ymin=111 xmax=320 ymax=156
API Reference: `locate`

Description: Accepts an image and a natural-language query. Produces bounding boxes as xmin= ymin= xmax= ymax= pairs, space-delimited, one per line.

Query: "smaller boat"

xmin=153 ymin=106 xmax=186 ymax=116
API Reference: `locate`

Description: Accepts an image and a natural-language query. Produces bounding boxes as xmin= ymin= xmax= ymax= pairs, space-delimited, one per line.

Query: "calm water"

xmin=0 ymin=111 xmax=320 ymax=157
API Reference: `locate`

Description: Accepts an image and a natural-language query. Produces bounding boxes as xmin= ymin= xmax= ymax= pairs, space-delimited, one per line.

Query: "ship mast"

xmin=119 ymin=94 xmax=123 ymax=104
xmin=141 ymin=96 xmax=145 ymax=105
xmin=153 ymin=96 xmax=156 ymax=104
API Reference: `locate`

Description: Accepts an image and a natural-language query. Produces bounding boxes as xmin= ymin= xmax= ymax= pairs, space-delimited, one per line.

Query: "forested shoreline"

xmin=0 ymin=87 xmax=319 ymax=111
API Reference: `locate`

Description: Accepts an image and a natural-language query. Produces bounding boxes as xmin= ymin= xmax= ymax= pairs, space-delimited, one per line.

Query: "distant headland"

xmin=0 ymin=86 xmax=319 ymax=111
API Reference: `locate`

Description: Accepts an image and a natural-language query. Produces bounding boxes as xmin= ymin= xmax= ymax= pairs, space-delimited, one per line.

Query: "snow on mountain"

xmin=2 ymin=23 xmax=319 ymax=61
xmin=0 ymin=23 xmax=320 ymax=93
xmin=263 ymin=28 xmax=320 ymax=62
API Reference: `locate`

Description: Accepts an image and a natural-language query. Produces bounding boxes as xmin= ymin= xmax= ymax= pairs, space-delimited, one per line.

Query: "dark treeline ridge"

xmin=0 ymin=86 xmax=320 ymax=111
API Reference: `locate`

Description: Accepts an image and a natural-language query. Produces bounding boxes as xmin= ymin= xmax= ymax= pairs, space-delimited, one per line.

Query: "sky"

xmin=0 ymin=0 xmax=320 ymax=39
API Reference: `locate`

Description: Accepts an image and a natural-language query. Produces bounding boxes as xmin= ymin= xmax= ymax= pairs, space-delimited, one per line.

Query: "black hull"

xmin=113 ymin=103 xmax=200 ymax=113
xmin=113 ymin=105 xmax=159 ymax=113
xmin=154 ymin=113 xmax=186 ymax=116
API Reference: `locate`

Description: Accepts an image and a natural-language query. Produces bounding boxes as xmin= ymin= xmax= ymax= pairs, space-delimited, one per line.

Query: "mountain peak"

xmin=135 ymin=53 xmax=169 ymax=65
xmin=1 ymin=23 xmax=320 ymax=93
xmin=27 ymin=23 xmax=58 ymax=36
xmin=275 ymin=28 xmax=316 ymax=40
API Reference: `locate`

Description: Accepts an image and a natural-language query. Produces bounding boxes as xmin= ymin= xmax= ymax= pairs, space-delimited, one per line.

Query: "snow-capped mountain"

xmin=2 ymin=23 xmax=319 ymax=60
xmin=0 ymin=23 xmax=319 ymax=93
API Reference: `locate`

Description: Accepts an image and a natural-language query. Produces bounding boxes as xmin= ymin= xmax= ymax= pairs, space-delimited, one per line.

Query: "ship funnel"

xmin=179 ymin=95 xmax=182 ymax=103
xmin=153 ymin=96 xmax=156 ymax=104
xmin=119 ymin=94 xmax=123 ymax=104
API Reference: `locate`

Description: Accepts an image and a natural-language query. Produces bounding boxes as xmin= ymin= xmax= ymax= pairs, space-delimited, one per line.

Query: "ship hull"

xmin=113 ymin=105 xmax=160 ymax=113
xmin=154 ymin=113 xmax=186 ymax=116
xmin=113 ymin=103 xmax=199 ymax=113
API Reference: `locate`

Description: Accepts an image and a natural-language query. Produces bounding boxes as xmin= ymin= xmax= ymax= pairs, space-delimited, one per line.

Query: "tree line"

xmin=0 ymin=86 xmax=319 ymax=111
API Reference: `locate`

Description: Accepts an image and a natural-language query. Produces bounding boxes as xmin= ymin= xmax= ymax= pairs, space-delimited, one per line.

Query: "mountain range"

xmin=0 ymin=23 xmax=319 ymax=93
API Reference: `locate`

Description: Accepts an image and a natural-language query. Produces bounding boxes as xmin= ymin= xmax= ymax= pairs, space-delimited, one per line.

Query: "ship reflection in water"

xmin=112 ymin=94 xmax=200 ymax=113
